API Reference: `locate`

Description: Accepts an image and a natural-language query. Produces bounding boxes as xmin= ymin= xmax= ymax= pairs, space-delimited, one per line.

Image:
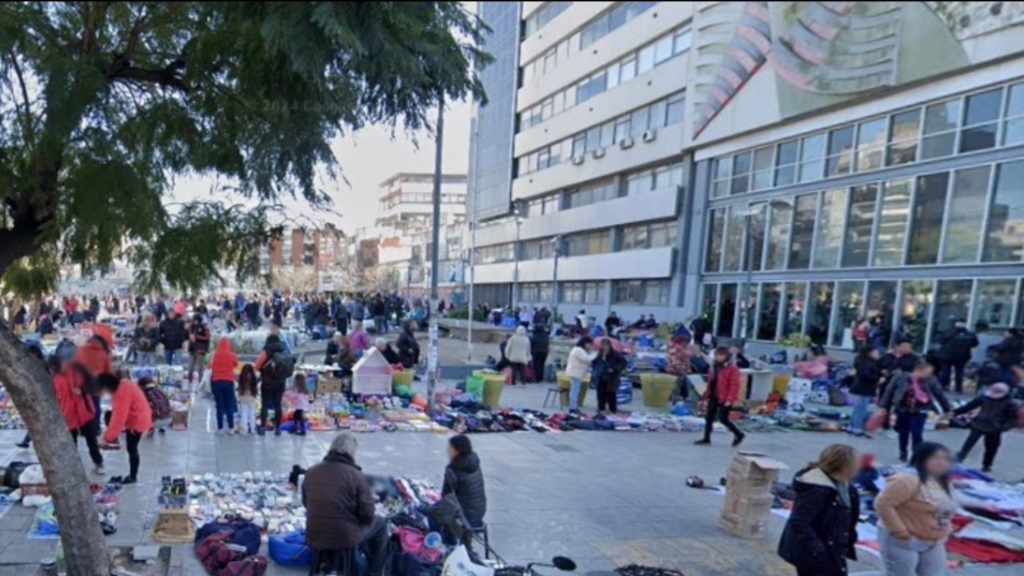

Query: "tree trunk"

xmin=0 ymin=324 xmax=111 ymax=575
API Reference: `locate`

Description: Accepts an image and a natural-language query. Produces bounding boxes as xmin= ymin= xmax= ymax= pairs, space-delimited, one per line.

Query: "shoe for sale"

xmin=694 ymin=439 xmax=711 ymax=446
xmin=95 ymin=465 xmax=106 ymax=476
xmin=732 ymin=433 xmax=746 ymax=447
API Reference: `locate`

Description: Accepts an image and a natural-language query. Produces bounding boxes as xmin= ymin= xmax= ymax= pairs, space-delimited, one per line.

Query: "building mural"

xmin=692 ymin=1 xmax=1024 ymax=140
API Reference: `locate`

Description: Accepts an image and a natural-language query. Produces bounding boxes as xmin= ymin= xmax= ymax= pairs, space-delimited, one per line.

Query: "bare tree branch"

xmin=8 ymin=52 xmax=34 ymax=145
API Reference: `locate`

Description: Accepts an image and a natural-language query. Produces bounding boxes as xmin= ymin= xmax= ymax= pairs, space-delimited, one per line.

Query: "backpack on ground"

xmin=270 ymin=351 xmax=296 ymax=381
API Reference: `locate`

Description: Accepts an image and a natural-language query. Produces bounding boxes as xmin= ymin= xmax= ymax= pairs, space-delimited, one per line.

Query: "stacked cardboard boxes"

xmin=720 ymin=451 xmax=788 ymax=538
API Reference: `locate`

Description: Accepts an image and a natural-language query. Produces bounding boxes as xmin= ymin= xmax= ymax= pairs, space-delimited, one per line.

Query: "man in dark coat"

xmin=254 ymin=334 xmax=291 ymax=436
xmin=158 ymin=311 xmax=187 ymax=365
xmin=530 ymin=325 xmax=550 ymax=383
xmin=302 ymin=433 xmax=388 ymax=575
xmin=936 ymin=320 xmax=979 ymax=393
xmin=396 ymin=321 xmax=420 ymax=369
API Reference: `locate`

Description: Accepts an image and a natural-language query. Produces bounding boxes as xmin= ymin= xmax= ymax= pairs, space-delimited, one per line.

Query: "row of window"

xmin=522 ymin=1 xmax=571 ymax=39
xmin=483 ymin=218 xmax=677 ymax=264
xmin=520 ymin=279 xmax=672 ymax=306
xmin=517 ymin=91 xmax=685 ymax=176
xmin=700 ymin=277 xmax=1024 ymax=351
xmin=711 ymin=78 xmax=1024 ymax=197
xmin=705 ymin=159 xmax=1024 ymax=274
xmin=527 ymin=161 xmax=684 ymax=215
xmin=519 ymin=24 xmax=691 ymax=131
xmin=381 ymin=192 xmax=465 ymax=207
xmin=521 ymin=1 xmax=658 ymax=85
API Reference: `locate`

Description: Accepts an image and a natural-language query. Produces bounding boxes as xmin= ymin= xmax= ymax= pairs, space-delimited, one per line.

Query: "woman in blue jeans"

xmin=208 ymin=337 xmax=239 ymax=434
xmin=847 ymin=345 xmax=881 ymax=437
xmin=564 ymin=337 xmax=597 ymax=412
xmin=880 ymin=360 xmax=951 ymax=462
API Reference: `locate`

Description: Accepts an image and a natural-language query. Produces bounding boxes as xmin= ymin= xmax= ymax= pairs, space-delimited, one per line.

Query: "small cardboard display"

xmin=720 ymin=451 xmax=789 ymax=538
xmin=352 ymin=348 xmax=393 ymax=396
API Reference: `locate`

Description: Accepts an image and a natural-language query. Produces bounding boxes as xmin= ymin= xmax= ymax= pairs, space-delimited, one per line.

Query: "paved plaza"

xmin=0 ymin=376 xmax=1022 ymax=576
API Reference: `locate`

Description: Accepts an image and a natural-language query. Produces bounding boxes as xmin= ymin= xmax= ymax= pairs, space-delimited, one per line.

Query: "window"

xmin=907 ymin=172 xmax=950 ymax=265
xmin=831 ymin=281 xmax=864 ymax=347
xmin=613 ymin=280 xmax=642 ymax=304
xmin=723 ymin=205 xmax=745 ymax=272
xmin=665 ymin=93 xmax=685 ymax=125
xmin=983 ymin=159 xmax=1024 ymax=262
xmin=887 ymin=109 xmax=921 ymax=166
xmin=673 ymin=27 xmax=692 ymax=54
xmin=746 ymin=209 xmax=765 ymax=271
xmin=841 ymin=184 xmax=878 ymax=268
xmin=712 ymin=157 xmax=731 ymax=198
xmin=477 ymin=243 xmax=514 ymax=264
xmin=705 ymin=209 xmax=725 ymax=272
xmin=615 ymin=115 xmax=632 ymax=143
xmin=622 ymin=221 xmax=676 ymax=251
xmin=523 ymin=1 xmax=571 ymax=38
xmin=921 ymin=98 xmax=960 ymax=159
xmin=856 ymin=118 xmax=887 ymax=171
xmin=612 ymin=279 xmax=669 ymax=305
xmin=565 ymin=230 xmax=609 ymax=256
xmin=874 ymin=178 xmax=912 ymax=267
xmin=521 ymin=238 xmax=553 ymax=261
xmin=631 ymin=105 xmax=650 ymax=138
xmin=942 ymin=166 xmax=991 ymax=264
xmin=567 ymin=178 xmax=618 ymax=208
xmin=782 ymin=282 xmax=806 ymax=338
xmin=756 ymin=283 xmax=781 ymax=341
xmin=730 ymin=151 xmax=752 ymax=195
xmin=813 ymin=189 xmax=847 ymax=269
xmin=798 ymin=133 xmax=825 ymax=182
xmin=700 ymin=284 xmax=718 ymax=322
xmin=619 ymin=56 xmax=636 ymax=84
xmin=643 ymin=280 xmax=671 ymax=306
xmin=562 ymin=282 xmax=585 ymax=303
xmin=751 ymin=146 xmax=774 ymax=191
xmin=584 ymin=281 xmax=605 ymax=304
xmin=932 ymin=280 xmax=972 ymax=340
xmin=714 ymin=284 xmax=736 ymax=336
xmin=960 ymin=88 xmax=1002 ymax=153
xmin=825 ymin=125 xmax=855 ymax=177
xmin=901 ymin=280 xmax=933 ymax=351
xmin=865 ymin=281 xmax=896 ymax=340
xmin=765 ymin=202 xmax=791 ymax=270
xmin=1002 ymin=81 xmax=1024 ymax=146
xmin=788 ymin=193 xmax=818 ymax=270
xmin=806 ymin=282 xmax=834 ymax=345
xmin=774 ymin=140 xmax=798 ymax=186
xmin=637 ymin=43 xmax=655 ymax=74
xmin=578 ymin=1 xmax=656 ymax=49
xmin=654 ymin=35 xmax=674 ymax=65
xmin=974 ymin=279 xmax=1017 ymax=331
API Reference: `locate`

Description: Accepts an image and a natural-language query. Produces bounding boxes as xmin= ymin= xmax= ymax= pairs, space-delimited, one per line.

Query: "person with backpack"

xmin=140 ymin=376 xmax=172 ymax=437
xmin=936 ymin=320 xmax=979 ymax=394
xmin=187 ymin=313 xmax=211 ymax=383
xmin=209 ymin=337 xmax=239 ymax=435
xmin=255 ymin=334 xmax=294 ymax=436
xmin=98 ymin=374 xmax=153 ymax=484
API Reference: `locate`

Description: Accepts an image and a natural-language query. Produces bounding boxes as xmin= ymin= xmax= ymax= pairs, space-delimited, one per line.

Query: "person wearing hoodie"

xmin=186 ymin=313 xmax=211 ymax=383
xmin=255 ymin=334 xmax=292 ymax=436
xmin=505 ymin=326 xmax=533 ymax=385
xmin=98 ymin=374 xmax=153 ymax=484
xmin=953 ymin=383 xmax=1019 ymax=472
xmin=695 ymin=346 xmax=745 ymax=447
xmin=991 ymin=328 xmax=1024 ymax=382
xmin=209 ymin=337 xmax=239 ymax=435
xmin=848 ymin=345 xmax=882 ymax=437
xmin=72 ymin=335 xmax=113 ymax=430
xmin=880 ymin=360 xmax=951 ymax=462
xmin=875 ymin=442 xmax=956 ymax=576
xmin=49 ymin=355 xmax=106 ymax=475
xmin=396 ymin=320 xmax=420 ymax=369
xmin=443 ymin=434 xmax=486 ymax=529
xmin=530 ymin=325 xmax=550 ymax=384
xmin=159 ymin=310 xmax=187 ymax=366
xmin=778 ymin=444 xmax=860 ymax=576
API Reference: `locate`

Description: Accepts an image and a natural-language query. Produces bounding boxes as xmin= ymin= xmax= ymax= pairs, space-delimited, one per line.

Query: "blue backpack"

xmin=268 ymin=530 xmax=311 ymax=566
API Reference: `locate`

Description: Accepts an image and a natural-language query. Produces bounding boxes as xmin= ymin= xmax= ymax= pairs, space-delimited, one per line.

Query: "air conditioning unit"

xmin=642 ymin=129 xmax=657 ymax=142
xmin=571 ymin=155 xmax=585 ymax=165
xmin=591 ymin=148 xmax=606 ymax=159
xmin=619 ymin=137 xmax=635 ymax=150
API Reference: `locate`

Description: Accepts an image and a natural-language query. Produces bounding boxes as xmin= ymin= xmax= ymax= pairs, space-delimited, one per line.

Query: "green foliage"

xmin=448 ymin=307 xmax=487 ymax=322
xmin=0 ymin=1 xmax=489 ymax=295
xmin=777 ymin=333 xmax=812 ymax=348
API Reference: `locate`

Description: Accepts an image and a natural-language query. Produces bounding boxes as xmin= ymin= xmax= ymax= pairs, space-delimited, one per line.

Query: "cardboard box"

xmin=722 ymin=492 xmax=774 ymax=519
xmin=171 ymin=409 xmax=189 ymax=428
xmin=317 ymin=377 xmax=343 ymax=395
xmin=719 ymin=512 xmax=770 ymax=538
xmin=720 ymin=451 xmax=788 ymax=538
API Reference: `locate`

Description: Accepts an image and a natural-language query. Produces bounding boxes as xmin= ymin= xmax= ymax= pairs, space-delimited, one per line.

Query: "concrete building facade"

xmin=467 ymin=1 xmax=1024 ymax=349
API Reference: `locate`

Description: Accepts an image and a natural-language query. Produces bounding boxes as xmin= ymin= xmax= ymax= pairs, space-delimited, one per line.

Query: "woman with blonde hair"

xmin=779 ymin=444 xmax=860 ymax=576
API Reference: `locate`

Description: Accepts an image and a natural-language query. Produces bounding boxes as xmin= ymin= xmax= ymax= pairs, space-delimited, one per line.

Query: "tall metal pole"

xmin=512 ymin=217 xmax=521 ymax=309
xmin=466 ymin=233 xmax=476 ymax=363
xmin=552 ymin=248 xmax=560 ymax=323
xmin=739 ymin=212 xmax=754 ymax=340
xmin=426 ymin=99 xmax=444 ymax=414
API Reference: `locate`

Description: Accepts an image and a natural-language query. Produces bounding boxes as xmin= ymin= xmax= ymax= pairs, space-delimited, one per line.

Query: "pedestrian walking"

xmin=952 ymin=383 xmax=1019 ymax=472
xmin=694 ymin=346 xmax=745 ymax=447
xmin=848 ymin=345 xmax=881 ymax=437
xmin=187 ymin=313 xmax=211 ymax=383
xmin=778 ymin=444 xmax=860 ymax=576
xmin=565 ymin=337 xmax=597 ymax=413
xmin=879 ymin=360 xmax=951 ymax=462
xmin=935 ymin=320 xmax=978 ymax=394
xmin=530 ymin=325 xmax=550 ymax=383
xmin=875 ymin=442 xmax=956 ymax=576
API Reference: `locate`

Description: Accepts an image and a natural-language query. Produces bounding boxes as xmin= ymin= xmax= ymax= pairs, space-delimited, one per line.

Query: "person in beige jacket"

xmin=565 ymin=336 xmax=597 ymax=412
xmin=505 ymin=326 xmax=533 ymax=385
xmin=874 ymin=442 xmax=957 ymax=576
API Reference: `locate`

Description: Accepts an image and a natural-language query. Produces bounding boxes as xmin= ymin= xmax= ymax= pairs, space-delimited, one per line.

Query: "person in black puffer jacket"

xmin=779 ymin=444 xmax=860 ymax=576
xmin=443 ymin=435 xmax=486 ymax=528
xmin=848 ymin=346 xmax=881 ymax=437
xmin=953 ymin=383 xmax=1020 ymax=472
xmin=396 ymin=321 xmax=420 ymax=369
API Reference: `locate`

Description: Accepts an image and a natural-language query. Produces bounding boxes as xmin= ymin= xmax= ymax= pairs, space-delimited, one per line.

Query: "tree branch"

xmin=107 ymin=58 xmax=188 ymax=93
xmin=8 ymin=52 xmax=35 ymax=144
xmin=0 ymin=217 xmax=39 ymax=276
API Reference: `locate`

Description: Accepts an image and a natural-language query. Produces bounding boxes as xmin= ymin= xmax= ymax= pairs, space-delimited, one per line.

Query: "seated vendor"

xmin=303 ymin=432 xmax=388 ymax=576
xmin=643 ymin=314 xmax=659 ymax=329
xmin=374 ymin=337 xmax=400 ymax=365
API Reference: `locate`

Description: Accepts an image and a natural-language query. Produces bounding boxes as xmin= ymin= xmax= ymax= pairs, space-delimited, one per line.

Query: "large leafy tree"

xmin=0 ymin=2 xmax=486 ymax=573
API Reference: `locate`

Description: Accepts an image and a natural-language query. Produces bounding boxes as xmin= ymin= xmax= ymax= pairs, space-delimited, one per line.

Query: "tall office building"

xmin=468 ymin=1 xmax=1024 ymax=352
xmin=467 ymin=1 xmax=693 ymax=323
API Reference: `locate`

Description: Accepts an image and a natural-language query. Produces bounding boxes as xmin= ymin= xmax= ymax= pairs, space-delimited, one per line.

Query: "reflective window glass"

xmin=942 ymin=166 xmax=991 ymax=264
xmin=907 ymin=172 xmax=950 ymax=265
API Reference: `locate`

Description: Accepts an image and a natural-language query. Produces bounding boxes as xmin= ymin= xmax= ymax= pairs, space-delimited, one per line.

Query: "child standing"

xmin=140 ymin=377 xmax=172 ymax=437
xmin=285 ymin=372 xmax=311 ymax=436
xmin=953 ymin=383 xmax=1019 ymax=472
xmin=236 ymin=364 xmax=259 ymax=434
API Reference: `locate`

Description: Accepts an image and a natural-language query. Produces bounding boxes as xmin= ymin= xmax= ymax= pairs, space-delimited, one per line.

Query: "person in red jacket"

xmin=98 ymin=375 xmax=152 ymax=484
xmin=53 ymin=357 xmax=105 ymax=475
xmin=208 ymin=337 xmax=239 ymax=434
xmin=695 ymin=346 xmax=746 ymax=447
xmin=72 ymin=335 xmax=113 ymax=429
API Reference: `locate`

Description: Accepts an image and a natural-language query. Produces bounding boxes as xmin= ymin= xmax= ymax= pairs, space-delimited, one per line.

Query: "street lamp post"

xmin=512 ymin=200 xmax=524 ymax=309
xmin=426 ymin=98 xmax=444 ymax=414
xmin=738 ymin=199 xmax=793 ymax=340
xmin=551 ymin=235 xmax=562 ymax=324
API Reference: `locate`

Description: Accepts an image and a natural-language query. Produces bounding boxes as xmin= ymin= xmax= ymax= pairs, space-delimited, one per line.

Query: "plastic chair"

xmin=309 ymin=547 xmax=355 ymax=576
xmin=469 ymin=523 xmax=490 ymax=559
xmin=543 ymin=386 xmax=563 ymax=410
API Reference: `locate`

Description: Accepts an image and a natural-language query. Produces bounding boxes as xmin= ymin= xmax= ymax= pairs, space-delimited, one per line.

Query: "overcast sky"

xmin=166 ymin=98 xmax=473 ymax=234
